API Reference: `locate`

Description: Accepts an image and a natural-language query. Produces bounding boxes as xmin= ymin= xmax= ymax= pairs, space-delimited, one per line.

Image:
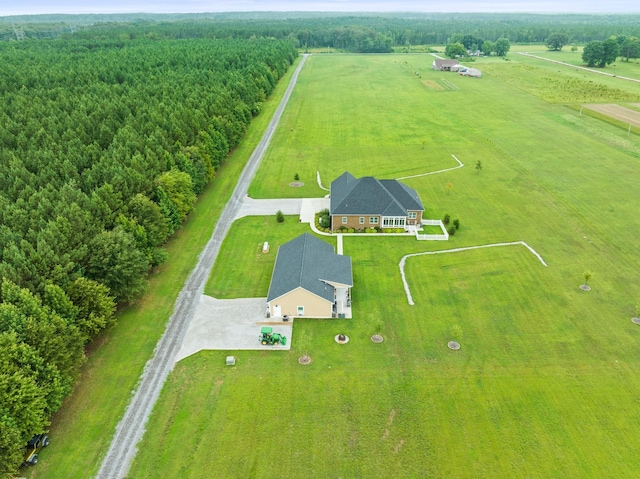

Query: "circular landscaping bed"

xmin=298 ymin=355 xmax=312 ymax=365
xmin=447 ymin=341 xmax=461 ymax=351
xmin=289 ymin=181 xmax=304 ymax=187
xmin=580 ymin=284 xmax=591 ymax=291
xmin=632 ymin=318 xmax=640 ymax=325
xmin=371 ymin=334 xmax=384 ymax=343
xmin=335 ymin=334 xmax=349 ymax=344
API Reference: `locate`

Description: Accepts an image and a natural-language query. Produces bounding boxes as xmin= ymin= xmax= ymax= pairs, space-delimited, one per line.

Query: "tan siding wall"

xmin=269 ymin=288 xmax=332 ymax=318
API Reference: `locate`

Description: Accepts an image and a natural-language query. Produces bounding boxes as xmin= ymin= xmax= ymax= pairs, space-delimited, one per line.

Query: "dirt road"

xmin=582 ymin=103 xmax=640 ymax=128
xmin=96 ymin=54 xmax=309 ymax=479
xmin=517 ymin=52 xmax=640 ymax=85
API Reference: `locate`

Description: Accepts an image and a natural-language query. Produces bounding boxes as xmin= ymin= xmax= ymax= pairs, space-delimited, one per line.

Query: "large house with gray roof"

xmin=330 ymin=172 xmax=424 ymax=232
xmin=267 ymin=233 xmax=353 ymax=319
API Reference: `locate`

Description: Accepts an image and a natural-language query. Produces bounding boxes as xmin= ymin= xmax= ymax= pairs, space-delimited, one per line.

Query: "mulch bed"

xmin=580 ymin=284 xmax=591 ymax=291
xmin=289 ymin=182 xmax=304 ymax=187
xmin=298 ymin=355 xmax=311 ymax=365
xmin=371 ymin=334 xmax=384 ymax=343
xmin=447 ymin=341 xmax=461 ymax=351
xmin=632 ymin=318 xmax=640 ymax=325
xmin=335 ymin=334 xmax=349 ymax=344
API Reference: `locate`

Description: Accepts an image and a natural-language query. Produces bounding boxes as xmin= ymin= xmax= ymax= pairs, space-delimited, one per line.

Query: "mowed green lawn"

xmin=203 ymin=215 xmax=318 ymax=298
xmin=128 ymin=53 xmax=640 ymax=477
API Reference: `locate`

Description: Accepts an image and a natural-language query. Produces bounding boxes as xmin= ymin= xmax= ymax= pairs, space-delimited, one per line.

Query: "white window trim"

xmin=342 ymin=216 xmax=347 ymax=224
xmin=297 ymin=306 xmax=304 ymax=316
xmin=382 ymin=216 xmax=406 ymax=227
xmin=369 ymin=217 xmax=379 ymax=224
xmin=408 ymin=211 xmax=417 ymax=219
xmin=359 ymin=217 xmax=365 ymax=224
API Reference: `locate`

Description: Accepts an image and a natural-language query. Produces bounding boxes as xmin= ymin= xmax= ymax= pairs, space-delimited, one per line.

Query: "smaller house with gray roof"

xmin=330 ymin=172 xmax=424 ymax=231
xmin=267 ymin=233 xmax=353 ymax=319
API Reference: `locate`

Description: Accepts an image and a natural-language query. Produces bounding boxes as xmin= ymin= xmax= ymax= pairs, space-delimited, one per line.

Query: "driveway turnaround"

xmin=175 ymin=296 xmax=292 ymax=362
xmin=236 ymin=197 xmax=303 ymax=219
xmin=300 ymin=198 xmax=330 ymax=223
xmin=234 ymin=196 xmax=329 ymax=222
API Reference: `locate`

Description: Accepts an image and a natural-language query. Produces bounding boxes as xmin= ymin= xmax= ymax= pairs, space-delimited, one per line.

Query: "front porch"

xmin=333 ymin=286 xmax=352 ymax=318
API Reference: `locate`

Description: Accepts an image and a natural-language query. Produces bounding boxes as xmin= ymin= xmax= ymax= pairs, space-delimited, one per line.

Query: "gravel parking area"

xmin=175 ymin=296 xmax=292 ymax=362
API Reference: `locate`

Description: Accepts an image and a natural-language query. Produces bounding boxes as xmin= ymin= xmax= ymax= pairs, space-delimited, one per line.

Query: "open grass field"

xmin=127 ymin=52 xmax=640 ymax=477
xmin=130 ymin=230 xmax=640 ymax=478
xmin=203 ymin=215 xmax=317 ymax=298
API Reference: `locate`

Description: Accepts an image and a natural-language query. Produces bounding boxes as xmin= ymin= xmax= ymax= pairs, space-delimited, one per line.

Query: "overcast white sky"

xmin=2 ymin=0 xmax=639 ymax=16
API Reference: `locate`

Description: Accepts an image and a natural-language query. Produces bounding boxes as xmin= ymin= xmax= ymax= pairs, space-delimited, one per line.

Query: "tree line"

xmin=3 ymin=13 xmax=640 ymax=52
xmin=443 ymin=30 xmax=638 ymax=66
xmin=444 ymin=34 xmax=512 ymax=57
xmin=544 ymin=32 xmax=639 ymax=66
xmin=0 ymin=32 xmax=297 ymax=474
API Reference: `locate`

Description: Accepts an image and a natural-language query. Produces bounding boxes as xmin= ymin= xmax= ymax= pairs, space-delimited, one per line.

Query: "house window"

xmin=342 ymin=216 xmax=347 ymax=224
xmin=369 ymin=217 xmax=379 ymax=224
xmin=297 ymin=306 xmax=304 ymax=316
xmin=382 ymin=217 xmax=406 ymax=227
xmin=408 ymin=212 xmax=417 ymax=220
xmin=359 ymin=217 xmax=365 ymax=224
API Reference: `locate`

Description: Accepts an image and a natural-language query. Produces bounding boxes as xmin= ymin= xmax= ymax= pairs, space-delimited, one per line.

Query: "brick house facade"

xmin=330 ymin=172 xmax=425 ymax=232
xmin=330 ymin=211 xmax=423 ymax=231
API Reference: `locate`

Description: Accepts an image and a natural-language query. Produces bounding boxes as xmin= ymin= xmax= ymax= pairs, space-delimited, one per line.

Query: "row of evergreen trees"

xmin=0 ymin=32 xmax=297 ymax=473
xmin=3 ymin=13 xmax=640 ymax=50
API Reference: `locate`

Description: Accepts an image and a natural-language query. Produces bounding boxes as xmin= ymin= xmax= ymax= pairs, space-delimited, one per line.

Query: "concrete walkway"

xmin=316 ymin=171 xmax=330 ymax=191
xmin=175 ymin=296 xmax=292 ymax=362
xmin=396 ymin=154 xmax=464 ymax=180
xmin=337 ymin=234 xmax=344 ymax=255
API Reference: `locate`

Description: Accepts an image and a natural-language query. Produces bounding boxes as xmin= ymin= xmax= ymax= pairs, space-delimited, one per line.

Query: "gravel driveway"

xmin=96 ymin=54 xmax=309 ymax=479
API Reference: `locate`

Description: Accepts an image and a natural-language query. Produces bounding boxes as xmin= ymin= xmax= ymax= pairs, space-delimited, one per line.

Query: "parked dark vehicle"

xmin=23 ymin=433 xmax=50 ymax=466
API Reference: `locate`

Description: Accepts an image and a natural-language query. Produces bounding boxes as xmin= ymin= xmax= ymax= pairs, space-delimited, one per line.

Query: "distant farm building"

xmin=432 ymin=59 xmax=462 ymax=71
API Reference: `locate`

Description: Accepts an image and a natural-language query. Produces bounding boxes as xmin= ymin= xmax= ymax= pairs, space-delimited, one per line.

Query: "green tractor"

xmin=259 ymin=326 xmax=287 ymax=346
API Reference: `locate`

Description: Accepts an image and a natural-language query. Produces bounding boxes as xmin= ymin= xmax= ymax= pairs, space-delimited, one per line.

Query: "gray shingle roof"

xmin=267 ymin=233 xmax=353 ymax=302
xmin=433 ymin=59 xmax=460 ymax=67
xmin=330 ymin=171 xmax=424 ymax=216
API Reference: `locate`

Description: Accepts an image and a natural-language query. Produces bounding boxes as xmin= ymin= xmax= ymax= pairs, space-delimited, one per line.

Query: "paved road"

xmin=96 ymin=54 xmax=309 ymax=479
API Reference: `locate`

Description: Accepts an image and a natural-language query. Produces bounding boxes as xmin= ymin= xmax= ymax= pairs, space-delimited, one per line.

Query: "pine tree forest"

xmin=0 ymin=28 xmax=297 ymax=473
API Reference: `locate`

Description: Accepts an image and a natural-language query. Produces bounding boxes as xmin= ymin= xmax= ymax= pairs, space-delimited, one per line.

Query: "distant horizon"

xmin=2 ymin=1 xmax=640 ymax=17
